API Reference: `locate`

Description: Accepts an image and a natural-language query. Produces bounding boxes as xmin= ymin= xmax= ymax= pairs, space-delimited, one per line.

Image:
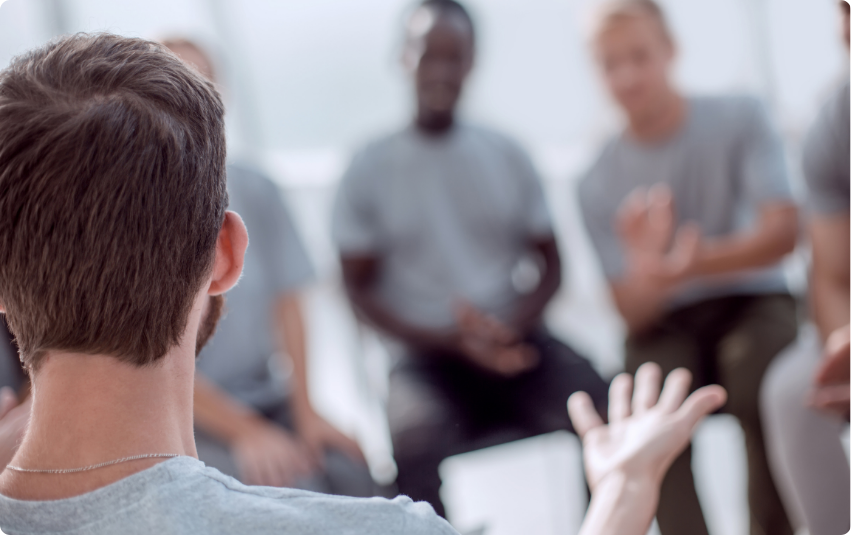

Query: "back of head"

xmin=0 ymin=33 xmax=228 ymax=369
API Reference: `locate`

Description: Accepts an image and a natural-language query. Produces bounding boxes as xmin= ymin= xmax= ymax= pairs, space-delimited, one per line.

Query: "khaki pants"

xmin=626 ymin=294 xmax=797 ymax=535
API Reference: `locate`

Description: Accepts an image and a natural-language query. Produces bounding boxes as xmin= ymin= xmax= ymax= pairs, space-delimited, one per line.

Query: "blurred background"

xmin=0 ymin=1 xmax=847 ymax=534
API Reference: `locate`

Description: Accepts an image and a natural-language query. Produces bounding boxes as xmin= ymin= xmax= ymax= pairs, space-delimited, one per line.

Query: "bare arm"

xmin=272 ymin=292 xmax=363 ymax=462
xmin=341 ymin=254 xmax=456 ymax=352
xmin=612 ymin=195 xmax=797 ymax=335
xmin=809 ymin=214 xmax=850 ymax=340
xmin=569 ymin=364 xmax=727 ymax=535
xmin=193 ymin=373 xmax=265 ymax=445
xmin=689 ymin=202 xmax=798 ymax=277
xmin=507 ymin=235 xmax=562 ymax=334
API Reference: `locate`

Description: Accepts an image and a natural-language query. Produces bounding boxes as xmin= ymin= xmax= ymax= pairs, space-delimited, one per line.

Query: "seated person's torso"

xmin=334 ymin=123 xmax=553 ymax=331
xmin=579 ymin=95 xmax=793 ymax=309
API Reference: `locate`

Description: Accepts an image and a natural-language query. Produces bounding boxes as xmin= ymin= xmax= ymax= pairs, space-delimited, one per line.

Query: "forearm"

xmin=193 ymin=374 xmax=264 ymax=445
xmin=509 ymin=236 xmax=563 ymax=334
xmin=579 ymin=472 xmax=659 ymax=535
xmin=612 ymin=274 xmax=672 ymax=335
xmin=346 ymin=284 xmax=457 ymax=352
xmin=274 ymin=294 xmax=311 ymax=414
xmin=689 ymin=204 xmax=797 ymax=277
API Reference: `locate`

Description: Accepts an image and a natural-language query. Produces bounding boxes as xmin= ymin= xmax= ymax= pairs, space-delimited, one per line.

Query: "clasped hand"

xmin=452 ymin=301 xmax=539 ymax=377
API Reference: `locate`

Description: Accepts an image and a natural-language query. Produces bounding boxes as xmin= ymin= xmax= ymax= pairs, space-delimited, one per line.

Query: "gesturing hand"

xmin=616 ymin=185 xmax=702 ymax=287
xmin=568 ymin=362 xmax=726 ymax=492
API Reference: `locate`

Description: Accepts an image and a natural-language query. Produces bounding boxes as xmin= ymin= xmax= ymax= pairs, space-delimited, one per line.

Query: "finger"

xmin=0 ymin=387 xmax=17 ymax=420
xmin=608 ymin=373 xmax=633 ymax=423
xmin=632 ymin=362 xmax=662 ymax=414
xmin=656 ymin=368 xmax=693 ymax=413
xmin=567 ymin=391 xmax=604 ymax=440
xmin=675 ymin=384 xmax=727 ymax=431
xmin=809 ymin=384 xmax=851 ymax=411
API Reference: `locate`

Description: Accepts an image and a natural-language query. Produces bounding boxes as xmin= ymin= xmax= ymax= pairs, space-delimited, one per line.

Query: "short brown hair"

xmin=590 ymin=0 xmax=673 ymax=42
xmin=0 ymin=33 xmax=228 ymax=369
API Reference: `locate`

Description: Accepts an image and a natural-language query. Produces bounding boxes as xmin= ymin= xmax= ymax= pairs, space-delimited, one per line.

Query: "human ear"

xmin=207 ymin=211 xmax=248 ymax=296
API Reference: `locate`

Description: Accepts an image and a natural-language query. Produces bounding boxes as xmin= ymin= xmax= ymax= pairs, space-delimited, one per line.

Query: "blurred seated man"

xmin=578 ymin=1 xmax=798 ymax=534
xmin=760 ymin=4 xmax=851 ymax=534
xmin=333 ymin=0 xmax=609 ymax=516
xmin=162 ymin=39 xmax=373 ymax=496
xmin=0 ymin=32 xmax=729 ymax=535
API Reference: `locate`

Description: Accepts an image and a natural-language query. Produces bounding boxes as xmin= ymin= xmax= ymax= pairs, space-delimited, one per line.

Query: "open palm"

xmin=569 ymin=363 xmax=726 ymax=492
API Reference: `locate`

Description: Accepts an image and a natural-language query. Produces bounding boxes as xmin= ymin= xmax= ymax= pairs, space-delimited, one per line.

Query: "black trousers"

xmin=388 ymin=329 xmax=609 ymax=517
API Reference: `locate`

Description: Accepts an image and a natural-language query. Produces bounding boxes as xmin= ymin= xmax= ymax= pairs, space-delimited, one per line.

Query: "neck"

xmin=0 ymin=349 xmax=196 ymax=500
xmin=627 ymin=88 xmax=686 ymax=142
xmin=415 ymin=109 xmax=455 ymax=135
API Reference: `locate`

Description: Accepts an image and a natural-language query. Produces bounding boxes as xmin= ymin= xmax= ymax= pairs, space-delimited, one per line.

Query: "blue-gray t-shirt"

xmin=579 ymin=95 xmax=793 ymax=309
xmin=332 ymin=123 xmax=553 ymax=331
xmin=0 ymin=457 xmax=457 ymax=534
xmin=196 ymin=163 xmax=315 ymax=411
xmin=802 ymin=80 xmax=850 ymax=216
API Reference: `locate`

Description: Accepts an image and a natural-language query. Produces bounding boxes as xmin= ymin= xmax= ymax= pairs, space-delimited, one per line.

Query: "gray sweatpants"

xmin=760 ymin=324 xmax=850 ymax=535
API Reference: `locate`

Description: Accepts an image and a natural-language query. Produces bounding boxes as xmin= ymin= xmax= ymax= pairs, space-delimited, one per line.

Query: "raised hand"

xmin=569 ymin=362 xmax=726 ymax=491
xmin=616 ymin=184 xmax=702 ymax=287
xmin=568 ymin=363 xmax=726 ymax=535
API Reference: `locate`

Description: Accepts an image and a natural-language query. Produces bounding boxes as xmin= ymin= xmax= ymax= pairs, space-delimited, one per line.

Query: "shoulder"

xmin=690 ymin=94 xmax=767 ymax=125
xmin=187 ymin=465 xmax=456 ymax=534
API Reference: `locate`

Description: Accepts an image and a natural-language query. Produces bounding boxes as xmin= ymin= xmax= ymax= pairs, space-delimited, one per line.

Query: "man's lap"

xmin=388 ymin=330 xmax=608 ymax=457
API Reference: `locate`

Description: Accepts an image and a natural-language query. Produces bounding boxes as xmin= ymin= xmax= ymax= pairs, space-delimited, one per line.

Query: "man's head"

xmin=402 ymin=0 xmax=475 ymax=131
xmin=840 ymin=1 xmax=849 ymax=51
xmin=589 ymin=0 xmax=676 ymax=122
xmin=0 ymin=33 xmax=231 ymax=370
xmin=160 ymin=38 xmax=217 ymax=84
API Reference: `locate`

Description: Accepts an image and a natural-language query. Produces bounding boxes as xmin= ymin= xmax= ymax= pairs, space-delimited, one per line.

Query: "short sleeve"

xmin=506 ymin=139 xmax=553 ymax=238
xmin=258 ymin=182 xmax=315 ymax=294
xmin=739 ymin=98 xmax=793 ymax=203
xmin=802 ymin=83 xmax=850 ymax=215
xmin=578 ymin=171 xmax=625 ymax=281
xmin=332 ymin=150 xmax=382 ymax=254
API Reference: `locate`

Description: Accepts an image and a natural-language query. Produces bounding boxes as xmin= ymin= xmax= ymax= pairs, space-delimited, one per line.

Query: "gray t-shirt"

xmin=332 ymin=123 xmax=553 ymax=331
xmin=197 ymin=163 xmax=315 ymax=411
xmin=802 ymin=80 xmax=850 ymax=215
xmin=0 ymin=457 xmax=457 ymax=535
xmin=579 ymin=96 xmax=793 ymax=309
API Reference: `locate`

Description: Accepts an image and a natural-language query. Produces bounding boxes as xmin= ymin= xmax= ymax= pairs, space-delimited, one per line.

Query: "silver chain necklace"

xmin=6 ymin=453 xmax=180 ymax=474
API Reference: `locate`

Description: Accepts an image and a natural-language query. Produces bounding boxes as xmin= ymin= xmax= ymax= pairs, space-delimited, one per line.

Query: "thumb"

xmin=0 ymin=387 xmax=18 ymax=420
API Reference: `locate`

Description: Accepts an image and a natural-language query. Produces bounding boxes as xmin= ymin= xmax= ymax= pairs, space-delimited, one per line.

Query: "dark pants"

xmin=626 ymin=294 xmax=797 ymax=535
xmin=388 ymin=329 xmax=609 ymax=517
xmin=194 ymin=400 xmax=376 ymax=498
